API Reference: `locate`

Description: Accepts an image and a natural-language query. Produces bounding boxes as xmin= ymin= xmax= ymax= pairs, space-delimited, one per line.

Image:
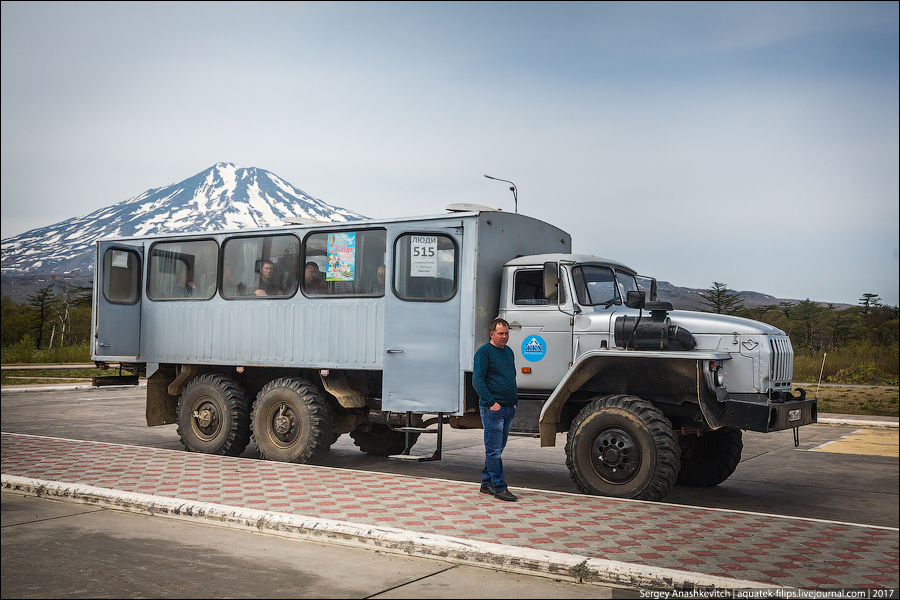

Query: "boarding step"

xmin=395 ymin=426 xmax=438 ymax=433
xmin=387 ymin=454 xmax=435 ymax=462
xmin=92 ymin=375 xmax=139 ymax=387
xmin=387 ymin=411 xmax=445 ymax=462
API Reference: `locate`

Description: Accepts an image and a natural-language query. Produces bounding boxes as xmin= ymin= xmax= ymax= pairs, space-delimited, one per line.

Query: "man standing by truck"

xmin=474 ymin=318 xmax=518 ymax=502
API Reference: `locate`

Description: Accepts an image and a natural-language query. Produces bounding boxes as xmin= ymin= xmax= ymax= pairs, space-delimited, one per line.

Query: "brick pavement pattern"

xmin=2 ymin=432 xmax=897 ymax=590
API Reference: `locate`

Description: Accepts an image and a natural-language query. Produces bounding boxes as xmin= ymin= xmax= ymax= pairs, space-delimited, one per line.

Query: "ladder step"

xmin=396 ymin=427 xmax=438 ymax=433
xmin=92 ymin=375 xmax=139 ymax=387
xmin=388 ymin=454 xmax=433 ymax=462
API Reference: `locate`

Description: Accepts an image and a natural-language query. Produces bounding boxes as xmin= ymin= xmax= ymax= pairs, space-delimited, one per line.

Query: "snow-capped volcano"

xmin=1 ymin=162 xmax=366 ymax=275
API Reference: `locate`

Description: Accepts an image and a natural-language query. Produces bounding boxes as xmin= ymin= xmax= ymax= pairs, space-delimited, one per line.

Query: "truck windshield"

xmin=572 ymin=266 xmax=640 ymax=307
xmin=572 ymin=265 xmax=618 ymax=306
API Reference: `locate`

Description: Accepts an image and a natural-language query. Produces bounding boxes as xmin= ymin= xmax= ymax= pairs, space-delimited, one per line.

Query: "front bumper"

xmin=723 ymin=389 xmax=817 ymax=432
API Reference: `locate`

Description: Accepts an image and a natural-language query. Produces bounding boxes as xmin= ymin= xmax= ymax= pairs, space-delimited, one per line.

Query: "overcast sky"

xmin=2 ymin=1 xmax=897 ymax=306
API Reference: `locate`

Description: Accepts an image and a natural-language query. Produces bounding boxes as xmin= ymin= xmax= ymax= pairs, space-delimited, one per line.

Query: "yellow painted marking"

xmin=812 ymin=429 xmax=899 ymax=457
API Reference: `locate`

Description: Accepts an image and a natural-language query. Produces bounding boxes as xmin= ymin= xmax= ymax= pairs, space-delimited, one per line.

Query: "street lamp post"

xmin=484 ymin=174 xmax=517 ymax=214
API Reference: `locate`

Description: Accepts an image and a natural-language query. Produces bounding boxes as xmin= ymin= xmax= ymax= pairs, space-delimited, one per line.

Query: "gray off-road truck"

xmin=92 ymin=205 xmax=816 ymax=501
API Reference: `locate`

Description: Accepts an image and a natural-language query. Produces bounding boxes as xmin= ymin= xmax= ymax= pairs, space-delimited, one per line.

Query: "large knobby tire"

xmin=565 ymin=395 xmax=680 ymax=501
xmin=677 ymin=428 xmax=743 ymax=487
xmin=350 ymin=425 xmax=419 ymax=456
xmin=251 ymin=377 xmax=335 ymax=463
xmin=176 ymin=373 xmax=251 ymax=456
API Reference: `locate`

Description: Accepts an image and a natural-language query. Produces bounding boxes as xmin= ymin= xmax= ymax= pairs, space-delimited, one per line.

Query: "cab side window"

xmin=513 ymin=269 xmax=565 ymax=305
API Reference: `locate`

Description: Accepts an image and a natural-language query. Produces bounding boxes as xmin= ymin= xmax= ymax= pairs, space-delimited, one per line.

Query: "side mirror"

xmin=626 ymin=290 xmax=646 ymax=309
xmin=543 ymin=262 xmax=559 ymax=302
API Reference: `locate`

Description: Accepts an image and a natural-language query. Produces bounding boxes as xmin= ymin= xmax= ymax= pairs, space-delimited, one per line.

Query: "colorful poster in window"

xmin=409 ymin=235 xmax=438 ymax=277
xmin=326 ymin=232 xmax=356 ymax=281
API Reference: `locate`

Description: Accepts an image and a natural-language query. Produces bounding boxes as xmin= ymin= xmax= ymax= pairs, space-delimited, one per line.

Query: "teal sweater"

xmin=473 ymin=342 xmax=518 ymax=408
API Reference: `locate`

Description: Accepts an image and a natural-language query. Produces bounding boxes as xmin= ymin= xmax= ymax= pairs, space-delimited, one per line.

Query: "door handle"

xmin=386 ymin=349 xmax=404 ymax=354
xmin=508 ymin=322 xmax=522 ymax=330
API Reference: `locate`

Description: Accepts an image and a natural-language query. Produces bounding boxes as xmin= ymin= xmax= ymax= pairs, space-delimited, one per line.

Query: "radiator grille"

xmin=770 ymin=336 xmax=794 ymax=385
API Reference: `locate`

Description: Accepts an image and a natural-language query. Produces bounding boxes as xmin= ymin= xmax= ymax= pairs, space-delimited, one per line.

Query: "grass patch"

xmin=0 ymin=341 xmax=91 ymax=364
xmin=794 ymin=385 xmax=899 ymax=417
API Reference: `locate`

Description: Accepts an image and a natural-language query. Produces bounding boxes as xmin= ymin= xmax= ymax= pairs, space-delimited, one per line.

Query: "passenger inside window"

xmin=255 ymin=259 xmax=281 ymax=296
xmin=304 ymin=261 xmax=324 ymax=294
xmin=221 ymin=266 xmax=247 ymax=296
xmin=175 ymin=266 xmax=195 ymax=297
xmin=371 ymin=265 xmax=386 ymax=295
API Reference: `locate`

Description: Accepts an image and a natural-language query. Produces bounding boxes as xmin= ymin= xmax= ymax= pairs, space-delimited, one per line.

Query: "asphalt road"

xmin=2 ymin=386 xmax=897 ymax=528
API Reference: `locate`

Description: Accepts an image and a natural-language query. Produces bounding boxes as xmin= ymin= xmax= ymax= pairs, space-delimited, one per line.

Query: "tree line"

xmin=697 ymin=282 xmax=898 ymax=351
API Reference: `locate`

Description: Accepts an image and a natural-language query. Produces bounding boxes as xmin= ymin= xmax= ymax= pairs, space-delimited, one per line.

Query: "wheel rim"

xmin=591 ymin=426 xmax=641 ymax=483
xmin=268 ymin=402 xmax=300 ymax=448
xmin=191 ymin=396 xmax=222 ymax=441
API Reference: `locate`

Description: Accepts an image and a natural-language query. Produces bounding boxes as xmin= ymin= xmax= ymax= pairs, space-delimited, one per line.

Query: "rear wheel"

xmin=565 ymin=395 xmax=680 ymax=501
xmin=176 ymin=373 xmax=251 ymax=456
xmin=677 ymin=429 xmax=743 ymax=487
xmin=350 ymin=425 xmax=418 ymax=456
xmin=251 ymin=377 xmax=334 ymax=463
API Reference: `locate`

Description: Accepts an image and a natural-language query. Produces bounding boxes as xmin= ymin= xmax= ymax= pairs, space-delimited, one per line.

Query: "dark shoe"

xmin=480 ymin=485 xmax=495 ymax=495
xmin=494 ymin=489 xmax=517 ymax=502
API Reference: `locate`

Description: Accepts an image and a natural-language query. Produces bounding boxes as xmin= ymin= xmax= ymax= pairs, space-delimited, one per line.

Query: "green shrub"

xmin=794 ymin=342 xmax=899 ymax=385
xmin=1 ymin=341 xmax=90 ymax=365
xmin=1 ymin=336 xmax=36 ymax=363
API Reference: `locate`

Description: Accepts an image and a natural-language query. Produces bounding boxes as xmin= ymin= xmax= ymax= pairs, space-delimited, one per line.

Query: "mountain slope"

xmin=1 ymin=162 xmax=366 ymax=276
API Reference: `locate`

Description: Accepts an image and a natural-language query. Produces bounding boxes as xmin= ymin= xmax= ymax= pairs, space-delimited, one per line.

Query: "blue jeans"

xmin=480 ymin=405 xmax=516 ymax=492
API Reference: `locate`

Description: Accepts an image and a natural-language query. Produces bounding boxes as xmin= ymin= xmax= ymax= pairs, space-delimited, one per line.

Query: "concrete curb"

xmin=816 ymin=417 xmax=898 ymax=429
xmin=1 ymin=383 xmax=148 ymax=393
xmin=816 ymin=415 xmax=900 ymax=429
xmin=1 ymin=474 xmax=771 ymax=592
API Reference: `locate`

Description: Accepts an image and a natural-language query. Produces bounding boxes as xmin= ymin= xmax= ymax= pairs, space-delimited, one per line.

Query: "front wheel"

xmin=565 ymin=395 xmax=680 ymax=501
xmin=677 ymin=429 xmax=743 ymax=487
xmin=176 ymin=373 xmax=251 ymax=456
xmin=251 ymin=377 xmax=335 ymax=463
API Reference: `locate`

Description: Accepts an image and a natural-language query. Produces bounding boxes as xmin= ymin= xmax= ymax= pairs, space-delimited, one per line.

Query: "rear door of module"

xmin=93 ymin=242 xmax=143 ymax=359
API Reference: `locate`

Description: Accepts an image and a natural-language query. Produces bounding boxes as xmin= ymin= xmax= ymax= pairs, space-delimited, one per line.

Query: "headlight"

xmin=708 ymin=361 xmax=725 ymax=388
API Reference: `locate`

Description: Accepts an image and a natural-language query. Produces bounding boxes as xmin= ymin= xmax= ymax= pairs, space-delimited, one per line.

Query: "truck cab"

xmin=497 ymin=253 xmax=816 ymax=499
